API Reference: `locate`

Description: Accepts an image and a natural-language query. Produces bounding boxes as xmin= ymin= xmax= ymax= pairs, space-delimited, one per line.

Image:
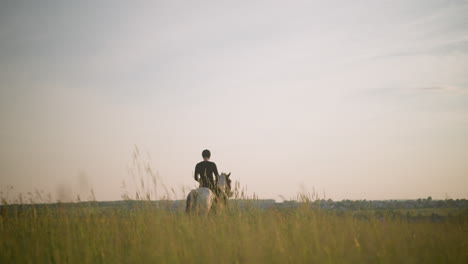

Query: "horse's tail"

xmin=185 ymin=190 xmax=198 ymax=214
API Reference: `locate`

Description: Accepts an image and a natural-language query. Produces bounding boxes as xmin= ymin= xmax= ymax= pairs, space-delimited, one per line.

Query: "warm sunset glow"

xmin=1 ymin=0 xmax=467 ymax=201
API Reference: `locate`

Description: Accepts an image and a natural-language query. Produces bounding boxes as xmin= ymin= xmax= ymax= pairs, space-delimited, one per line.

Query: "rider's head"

xmin=202 ymin=149 xmax=211 ymax=161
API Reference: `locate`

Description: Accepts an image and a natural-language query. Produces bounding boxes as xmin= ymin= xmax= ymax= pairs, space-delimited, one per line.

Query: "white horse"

xmin=186 ymin=172 xmax=232 ymax=215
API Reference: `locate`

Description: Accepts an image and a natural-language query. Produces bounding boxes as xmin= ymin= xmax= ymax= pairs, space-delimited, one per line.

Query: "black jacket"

xmin=194 ymin=161 xmax=219 ymax=188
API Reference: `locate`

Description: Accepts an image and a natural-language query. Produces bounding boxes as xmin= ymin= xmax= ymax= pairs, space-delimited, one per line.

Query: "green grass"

xmin=1 ymin=201 xmax=467 ymax=263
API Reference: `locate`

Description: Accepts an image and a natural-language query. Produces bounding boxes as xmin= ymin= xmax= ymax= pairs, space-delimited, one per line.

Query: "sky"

xmin=1 ymin=0 xmax=467 ymax=202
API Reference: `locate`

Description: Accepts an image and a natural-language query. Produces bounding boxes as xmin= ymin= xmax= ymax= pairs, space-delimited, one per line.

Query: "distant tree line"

xmin=300 ymin=197 xmax=468 ymax=210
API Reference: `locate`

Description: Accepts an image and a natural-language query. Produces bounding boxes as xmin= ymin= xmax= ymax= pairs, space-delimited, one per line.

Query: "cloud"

xmin=418 ymin=85 xmax=467 ymax=94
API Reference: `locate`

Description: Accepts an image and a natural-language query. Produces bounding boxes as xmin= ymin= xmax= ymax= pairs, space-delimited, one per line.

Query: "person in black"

xmin=194 ymin=149 xmax=219 ymax=192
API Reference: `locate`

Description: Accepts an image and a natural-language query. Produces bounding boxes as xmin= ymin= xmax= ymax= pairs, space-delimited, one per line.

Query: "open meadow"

xmin=1 ymin=198 xmax=467 ymax=263
xmin=3 ymin=1 xmax=468 ymax=263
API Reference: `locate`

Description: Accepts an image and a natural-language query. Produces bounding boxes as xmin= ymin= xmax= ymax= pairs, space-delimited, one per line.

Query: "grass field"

xmin=1 ymin=199 xmax=467 ymax=264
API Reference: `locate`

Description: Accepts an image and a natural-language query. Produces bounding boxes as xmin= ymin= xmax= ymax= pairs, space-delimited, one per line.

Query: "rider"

xmin=194 ymin=149 xmax=219 ymax=193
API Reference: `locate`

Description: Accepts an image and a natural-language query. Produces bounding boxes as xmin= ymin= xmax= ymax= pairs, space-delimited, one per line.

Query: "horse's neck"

xmin=217 ymin=176 xmax=227 ymax=192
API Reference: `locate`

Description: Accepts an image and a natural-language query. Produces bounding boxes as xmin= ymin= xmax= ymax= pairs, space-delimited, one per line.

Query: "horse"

xmin=185 ymin=172 xmax=232 ymax=215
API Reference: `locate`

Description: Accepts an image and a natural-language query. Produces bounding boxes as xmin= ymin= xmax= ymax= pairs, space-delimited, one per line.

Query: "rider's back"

xmin=195 ymin=160 xmax=219 ymax=187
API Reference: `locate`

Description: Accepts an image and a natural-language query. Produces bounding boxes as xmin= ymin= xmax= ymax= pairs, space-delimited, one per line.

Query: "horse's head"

xmin=218 ymin=172 xmax=232 ymax=198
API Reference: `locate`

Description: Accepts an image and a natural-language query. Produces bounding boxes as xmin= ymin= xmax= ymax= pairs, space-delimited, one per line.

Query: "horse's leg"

xmin=207 ymin=192 xmax=218 ymax=215
xmin=185 ymin=193 xmax=191 ymax=214
xmin=186 ymin=191 xmax=197 ymax=214
xmin=201 ymin=194 xmax=210 ymax=216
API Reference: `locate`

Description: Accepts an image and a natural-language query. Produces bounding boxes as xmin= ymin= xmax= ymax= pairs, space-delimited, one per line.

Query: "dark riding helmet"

xmin=202 ymin=149 xmax=211 ymax=158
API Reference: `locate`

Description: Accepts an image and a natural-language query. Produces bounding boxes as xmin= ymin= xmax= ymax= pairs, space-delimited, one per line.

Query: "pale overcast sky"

xmin=1 ymin=0 xmax=467 ymax=202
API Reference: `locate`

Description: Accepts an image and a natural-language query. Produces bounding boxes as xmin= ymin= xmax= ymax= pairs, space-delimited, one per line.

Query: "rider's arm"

xmin=213 ymin=163 xmax=219 ymax=183
xmin=194 ymin=164 xmax=199 ymax=181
